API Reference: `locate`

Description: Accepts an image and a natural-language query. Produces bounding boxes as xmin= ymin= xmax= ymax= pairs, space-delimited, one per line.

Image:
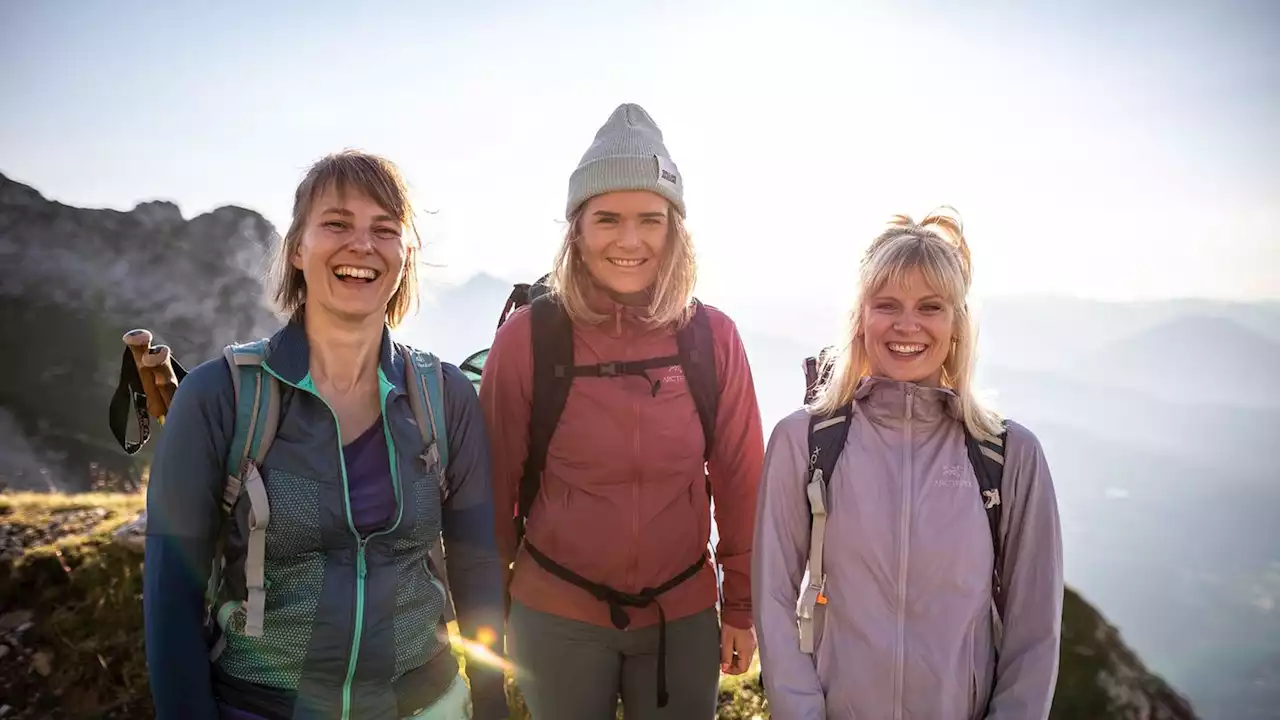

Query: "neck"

xmin=303 ymin=307 xmax=385 ymax=392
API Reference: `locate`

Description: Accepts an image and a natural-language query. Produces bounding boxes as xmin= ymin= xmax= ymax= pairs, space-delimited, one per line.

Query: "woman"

xmin=752 ymin=210 xmax=1064 ymax=719
xmin=479 ymin=103 xmax=765 ymax=718
xmin=142 ymin=150 xmax=509 ymax=720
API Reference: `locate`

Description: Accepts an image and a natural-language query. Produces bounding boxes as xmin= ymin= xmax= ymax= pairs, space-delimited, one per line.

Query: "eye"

xmin=323 ymin=220 xmax=347 ymax=231
xmin=921 ymin=303 xmax=943 ymax=313
xmin=874 ymin=302 xmax=897 ymax=312
xmin=374 ymin=226 xmax=402 ymax=239
xmin=596 ymin=216 xmax=618 ymax=225
xmin=641 ymin=217 xmax=664 ymax=225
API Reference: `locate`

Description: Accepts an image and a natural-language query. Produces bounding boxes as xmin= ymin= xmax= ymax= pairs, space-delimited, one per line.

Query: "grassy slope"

xmin=0 ymin=492 xmax=771 ymax=719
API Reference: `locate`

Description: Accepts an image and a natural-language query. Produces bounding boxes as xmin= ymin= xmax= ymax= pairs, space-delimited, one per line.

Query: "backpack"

xmin=459 ymin=275 xmax=720 ymax=545
xmin=108 ymin=337 xmax=457 ymax=639
xmin=796 ymin=349 xmax=1008 ymax=654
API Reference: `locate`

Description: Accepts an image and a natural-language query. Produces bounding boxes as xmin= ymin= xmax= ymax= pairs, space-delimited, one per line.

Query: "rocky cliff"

xmin=0 ymin=172 xmax=280 ymax=492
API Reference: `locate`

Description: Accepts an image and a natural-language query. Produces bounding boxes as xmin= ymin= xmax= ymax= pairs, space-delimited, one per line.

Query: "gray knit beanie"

xmin=566 ymin=103 xmax=685 ymax=219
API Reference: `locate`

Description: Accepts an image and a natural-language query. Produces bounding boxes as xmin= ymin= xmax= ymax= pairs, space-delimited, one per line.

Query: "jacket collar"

xmin=261 ymin=313 xmax=407 ymax=398
xmin=852 ymin=375 xmax=962 ymax=425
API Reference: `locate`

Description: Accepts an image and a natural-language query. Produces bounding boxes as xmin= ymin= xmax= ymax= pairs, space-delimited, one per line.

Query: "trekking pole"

xmin=109 ymin=329 xmax=187 ymax=455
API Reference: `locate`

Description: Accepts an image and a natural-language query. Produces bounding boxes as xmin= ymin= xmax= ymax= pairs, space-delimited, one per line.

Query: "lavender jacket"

xmin=752 ymin=378 xmax=1064 ymax=720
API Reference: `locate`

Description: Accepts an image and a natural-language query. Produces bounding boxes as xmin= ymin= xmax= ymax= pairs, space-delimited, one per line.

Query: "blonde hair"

xmin=809 ymin=207 xmax=1003 ymax=441
xmin=271 ymin=150 xmax=422 ymax=328
xmin=548 ymin=198 xmax=698 ymax=329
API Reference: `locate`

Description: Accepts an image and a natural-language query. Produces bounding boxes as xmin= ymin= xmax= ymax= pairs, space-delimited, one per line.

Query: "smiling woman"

xmin=753 ymin=208 xmax=1064 ymax=720
xmin=137 ymin=150 xmax=510 ymax=720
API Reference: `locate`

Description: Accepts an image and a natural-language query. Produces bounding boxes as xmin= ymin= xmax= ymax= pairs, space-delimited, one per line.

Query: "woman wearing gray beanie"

xmin=478 ymin=103 xmax=766 ymax=718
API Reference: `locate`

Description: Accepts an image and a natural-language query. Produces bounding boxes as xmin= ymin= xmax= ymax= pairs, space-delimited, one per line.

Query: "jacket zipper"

xmin=895 ymin=385 xmax=916 ymax=720
xmin=263 ymin=365 xmax=405 ymax=720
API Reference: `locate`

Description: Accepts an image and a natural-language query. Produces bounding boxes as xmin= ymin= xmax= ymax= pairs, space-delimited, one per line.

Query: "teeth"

xmin=334 ymin=266 xmax=378 ymax=280
xmin=608 ymin=258 xmax=645 ymax=267
xmin=888 ymin=343 xmax=927 ymax=355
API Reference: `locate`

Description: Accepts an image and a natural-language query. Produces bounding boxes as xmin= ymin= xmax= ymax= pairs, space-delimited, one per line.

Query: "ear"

xmin=290 ymin=238 xmax=304 ymax=271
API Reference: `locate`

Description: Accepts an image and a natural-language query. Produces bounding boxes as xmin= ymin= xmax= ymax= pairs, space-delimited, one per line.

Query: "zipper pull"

xmin=357 ymin=540 xmax=368 ymax=579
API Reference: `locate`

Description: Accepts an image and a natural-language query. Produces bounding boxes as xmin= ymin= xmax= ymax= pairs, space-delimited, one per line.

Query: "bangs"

xmin=862 ymin=233 xmax=966 ymax=307
xmin=296 ymin=153 xmax=413 ymax=230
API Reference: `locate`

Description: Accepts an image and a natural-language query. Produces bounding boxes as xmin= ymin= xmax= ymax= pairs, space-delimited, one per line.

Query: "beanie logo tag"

xmin=655 ymin=154 xmax=679 ymax=189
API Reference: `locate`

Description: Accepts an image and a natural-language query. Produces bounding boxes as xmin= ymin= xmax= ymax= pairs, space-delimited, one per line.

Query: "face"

xmin=861 ymin=266 xmax=955 ymax=387
xmin=292 ymin=185 xmax=408 ymax=326
xmin=577 ymin=191 xmax=670 ymax=298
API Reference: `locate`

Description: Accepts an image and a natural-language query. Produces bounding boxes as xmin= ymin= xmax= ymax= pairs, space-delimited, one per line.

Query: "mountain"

xmin=1066 ymin=315 xmax=1280 ymax=409
xmin=0 ymin=171 xmax=280 ymax=492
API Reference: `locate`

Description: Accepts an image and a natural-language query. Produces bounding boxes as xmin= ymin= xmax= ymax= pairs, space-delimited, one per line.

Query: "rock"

xmin=0 ymin=611 xmax=32 ymax=631
xmin=0 ymin=644 xmax=10 ymax=659
xmin=31 ymin=651 xmax=51 ymax=678
xmin=112 ymin=509 xmax=147 ymax=552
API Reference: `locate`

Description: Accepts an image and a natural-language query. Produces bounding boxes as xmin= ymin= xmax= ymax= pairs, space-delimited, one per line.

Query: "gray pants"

xmin=508 ymin=601 xmax=721 ymax=720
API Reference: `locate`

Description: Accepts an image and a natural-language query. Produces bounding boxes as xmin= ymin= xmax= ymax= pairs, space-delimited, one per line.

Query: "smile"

xmin=333 ymin=265 xmax=380 ymax=283
xmin=607 ymin=258 xmax=647 ymax=268
xmin=887 ymin=342 xmax=928 ymax=356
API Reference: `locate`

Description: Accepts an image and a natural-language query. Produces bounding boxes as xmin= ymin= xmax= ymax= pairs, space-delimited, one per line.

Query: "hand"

xmin=720 ymin=622 xmax=756 ymax=675
xmin=122 ymin=329 xmax=180 ymax=419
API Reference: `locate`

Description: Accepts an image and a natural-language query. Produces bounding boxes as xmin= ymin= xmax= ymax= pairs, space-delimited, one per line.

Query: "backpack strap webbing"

xmin=677 ymin=300 xmax=719 ymax=462
xmin=798 ymin=405 xmax=851 ymax=654
xmin=215 ymin=340 xmax=280 ymax=639
xmin=402 ymin=347 xmax=450 ymax=480
xmin=401 ymin=346 xmax=455 ymax=623
xmin=515 ymin=293 xmax=575 ymax=543
xmin=965 ymin=425 xmax=1008 ymax=599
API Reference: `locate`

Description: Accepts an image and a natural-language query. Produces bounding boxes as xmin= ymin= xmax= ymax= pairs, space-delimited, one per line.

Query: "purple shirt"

xmin=343 ymin=417 xmax=395 ymax=535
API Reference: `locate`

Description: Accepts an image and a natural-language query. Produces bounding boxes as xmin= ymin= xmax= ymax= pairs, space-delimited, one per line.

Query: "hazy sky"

xmin=2 ymin=0 xmax=1277 ymax=306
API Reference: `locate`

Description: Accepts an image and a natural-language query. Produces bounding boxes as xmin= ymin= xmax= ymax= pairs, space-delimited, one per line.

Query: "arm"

xmin=438 ymin=363 xmax=510 ymax=720
xmin=751 ymin=413 xmax=826 ymax=719
xmin=475 ymin=308 xmax=533 ymax=596
xmin=986 ymin=422 xmax=1065 ymax=720
xmin=705 ymin=311 xmax=765 ymax=631
xmin=143 ymin=358 xmax=235 ymax=720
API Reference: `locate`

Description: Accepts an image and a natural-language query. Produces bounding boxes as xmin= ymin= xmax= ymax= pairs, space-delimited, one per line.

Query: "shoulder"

xmin=768 ymin=407 xmax=813 ymax=449
xmin=171 ymin=352 xmax=236 ymax=411
xmin=693 ymin=301 xmax=742 ymax=341
xmin=489 ymin=305 xmax=533 ymax=356
xmin=1000 ymin=418 xmax=1046 ymax=464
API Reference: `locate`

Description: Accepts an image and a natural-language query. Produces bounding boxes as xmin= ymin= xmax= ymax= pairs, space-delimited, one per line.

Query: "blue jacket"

xmin=143 ymin=319 xmax=508 ymax=720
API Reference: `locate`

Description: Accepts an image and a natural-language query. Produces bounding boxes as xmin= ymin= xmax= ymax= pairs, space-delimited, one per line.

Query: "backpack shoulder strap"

xmin=402 ymin=346 xmax=450 ymax=486
xmin=965 ymin=422 xmax=1010 ymax=600
xmin=798 ymin=404 xmax=852 ymax=654
xmin=517 ymin=293 xmax=575 ymax=541
xmin=218 ymin=338 xmax=279 ymax=638
xmin=220 ymin=340 xmax=280 ymax=514
xmin=675 ymin=299 xmax=719 ymax=461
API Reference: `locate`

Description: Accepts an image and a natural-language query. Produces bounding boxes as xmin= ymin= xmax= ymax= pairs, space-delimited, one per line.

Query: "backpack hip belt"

xmin=523 ymin=539 xmax=706 ymax=709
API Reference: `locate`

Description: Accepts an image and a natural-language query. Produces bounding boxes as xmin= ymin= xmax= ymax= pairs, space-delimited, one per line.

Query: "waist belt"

xmin=523 ymin=540 xmax=707 ymax=708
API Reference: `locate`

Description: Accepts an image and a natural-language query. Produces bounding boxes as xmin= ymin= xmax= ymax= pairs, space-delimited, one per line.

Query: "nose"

xmin=893 ymin=312 xmax=922 ymax=333
xmin=616 ymin=220 xmax=641 ymax=249
xmin=347 ymin=226 xmax=375 ymax=253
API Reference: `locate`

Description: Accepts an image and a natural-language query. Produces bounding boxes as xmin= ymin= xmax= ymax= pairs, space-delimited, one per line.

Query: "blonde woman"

xmin=140 ymin=151 xmax=508 ymax=720
xmin=752 ymin=210 xmax=1064 ymax=719
xmin=479 ymin=103 xmax=765 ymax=718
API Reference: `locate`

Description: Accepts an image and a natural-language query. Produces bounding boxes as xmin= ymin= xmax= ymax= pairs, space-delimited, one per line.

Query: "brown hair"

xmin=548 ymin=199 xmax=698 ymax=329
xmin=270 ymin=150 xmax=422 ymax=328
